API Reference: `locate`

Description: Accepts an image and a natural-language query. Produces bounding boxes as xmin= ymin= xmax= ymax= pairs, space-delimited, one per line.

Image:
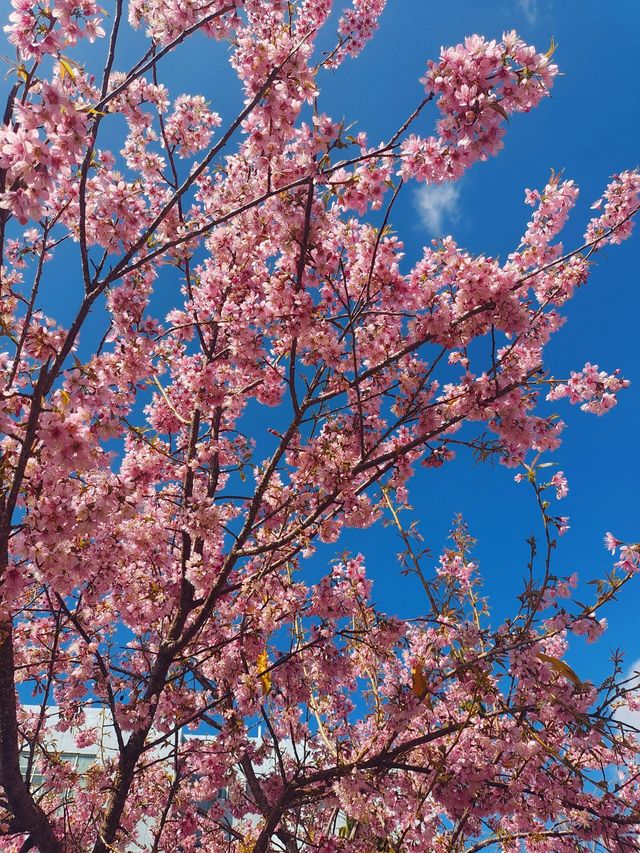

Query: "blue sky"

xmin=314 ymin=0 xmax=640 ymax=683
xmin=288 ymin=0 xmax=640 ymax=684
xmin=3 ymin=0 xmax=640 ymax=687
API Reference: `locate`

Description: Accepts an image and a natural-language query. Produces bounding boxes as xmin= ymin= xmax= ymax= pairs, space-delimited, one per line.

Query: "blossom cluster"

xmin=0 ymin=77 xmax=91 ymax=223
xmin=400 ymin=32 xmax=558 ymax=184
xmin=546 ymin=362 xmax=630 ymax=415
xmin=585 ymin=169 xmax=640 ymax=246
xmin=5 ymin=0 xmax=105 ymax=59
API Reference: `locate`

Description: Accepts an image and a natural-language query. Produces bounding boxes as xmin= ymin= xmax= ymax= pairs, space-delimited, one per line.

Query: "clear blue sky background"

xmin=2 ymin=0 xmax=639 ymax=686
xmin=321 ymin=0 xmax=640 ymax=684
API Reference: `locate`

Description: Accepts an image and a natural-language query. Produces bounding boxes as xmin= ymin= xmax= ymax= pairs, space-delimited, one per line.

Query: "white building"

xmin=18 ymin=704 xmax=234 ymax=849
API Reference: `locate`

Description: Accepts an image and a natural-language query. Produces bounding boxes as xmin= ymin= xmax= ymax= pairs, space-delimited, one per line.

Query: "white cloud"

xmin=415 ymin=183 xmax=461 ymax=235
xmin=518 ymin=0 xmax=540 ymax=25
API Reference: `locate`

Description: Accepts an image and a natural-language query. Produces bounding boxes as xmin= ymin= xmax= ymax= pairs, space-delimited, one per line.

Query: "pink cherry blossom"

xmin=604 ymin=531 xmax=623 ymax=553
xmin=550 ymin=470 xmax=568 ymax=500
xmin=0 ymin=3 xmax=638 ymax=852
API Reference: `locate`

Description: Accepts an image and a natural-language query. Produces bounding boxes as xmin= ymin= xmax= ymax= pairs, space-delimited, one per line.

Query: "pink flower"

xmin=616 ymin=544 xmax=640 ymax=574
xmin=604 ymin=532 xmax=622 ymax=554
xmin=550 ymin=470 xmax=568 ymax=500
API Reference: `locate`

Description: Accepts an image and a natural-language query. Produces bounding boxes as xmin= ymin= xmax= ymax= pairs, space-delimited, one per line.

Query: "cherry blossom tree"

xmin=0 ymin=1 xmax=639 ymax=851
